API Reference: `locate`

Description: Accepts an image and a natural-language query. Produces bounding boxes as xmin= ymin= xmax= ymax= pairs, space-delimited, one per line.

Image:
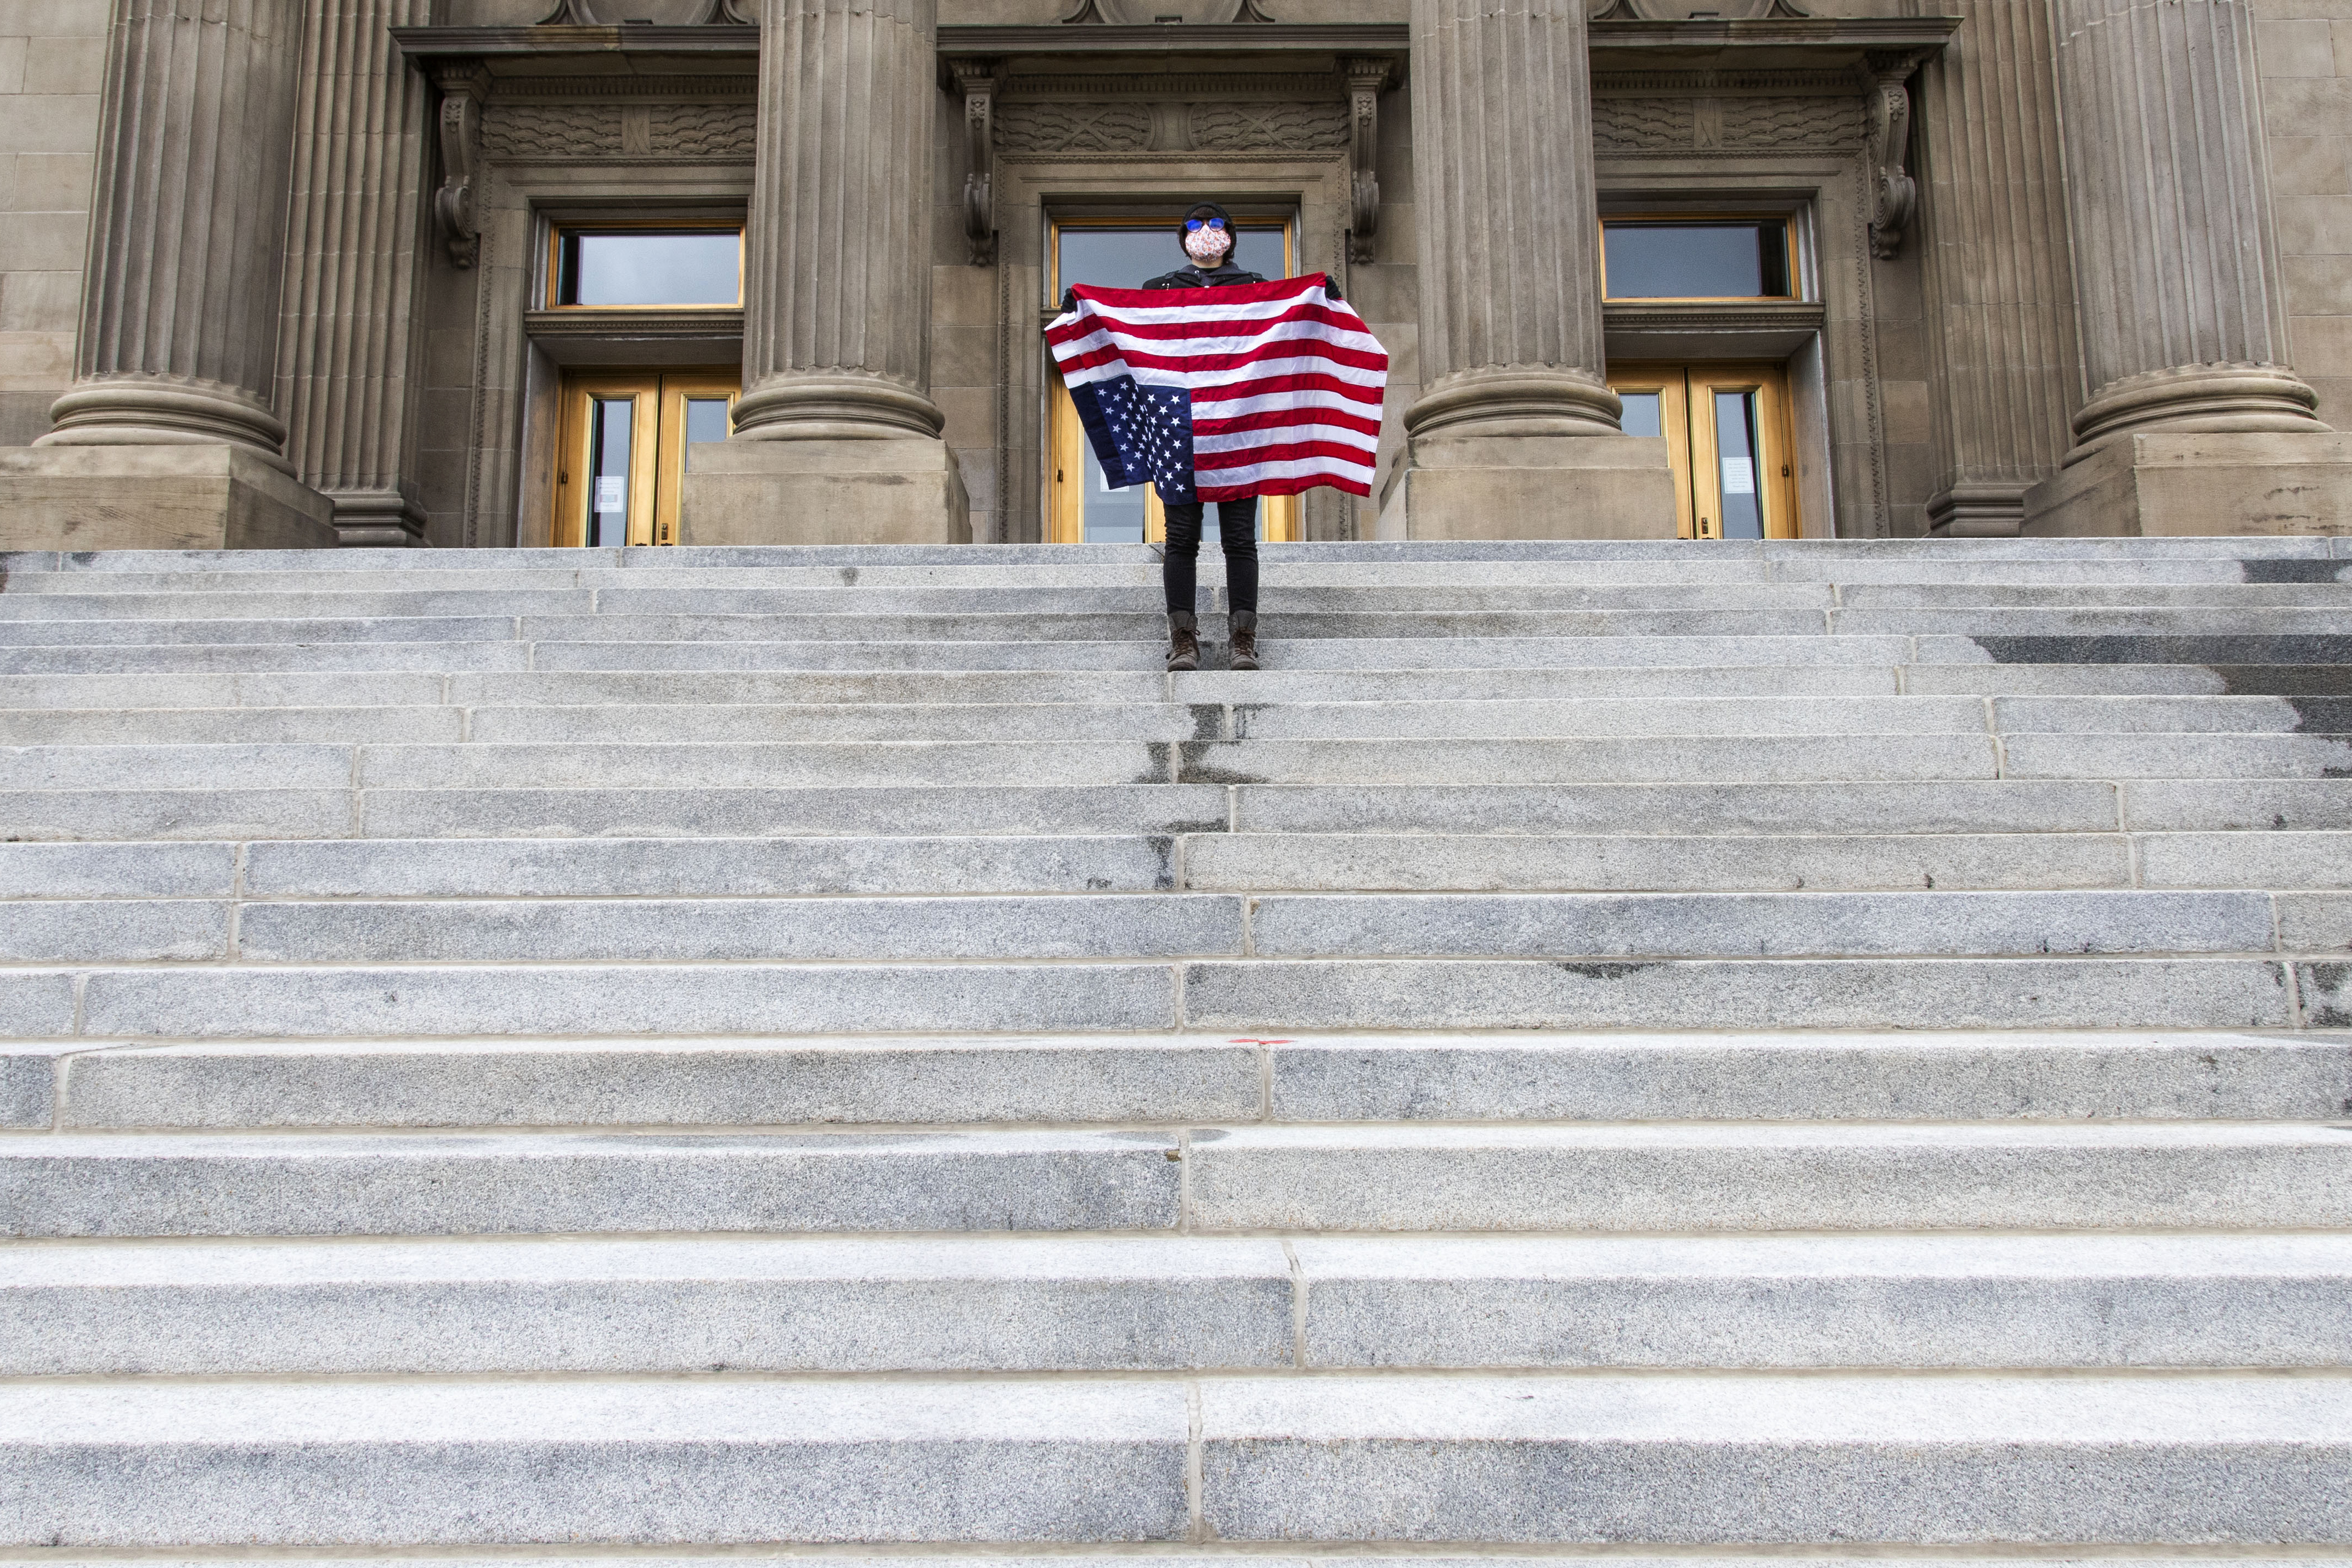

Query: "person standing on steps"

xmin=1051 ymin=201 xmax=1379 ymax=674
xmin=1142 ymin=204 xmax=1268 ymax=673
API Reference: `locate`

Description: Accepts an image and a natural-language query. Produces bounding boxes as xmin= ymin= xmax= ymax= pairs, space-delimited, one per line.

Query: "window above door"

xmin=549 ymin=225 xmax=744 ymax=309
xmin=1601 ymin=217 xmax=1794 ymax=301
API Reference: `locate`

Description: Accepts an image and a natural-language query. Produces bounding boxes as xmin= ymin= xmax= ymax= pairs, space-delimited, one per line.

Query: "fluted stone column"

xmin=1377 ymin=0 xmax=1675 ymax=539
xmin=275 ymin=0 xmax=434 ymax=545
xmin=44 ymin=0 xmax=308 ymax=460
xmin=735 ymin=0 xmax=944 ymax=440
xmin=681 ymin=0 xmax=968 ymax=543
xmin=2054 ymin=0 xmax=2322 ymax=447
xmin=0 ymin=0 xmax=335 ymax=550
xmin=2024 ymin=0 xmax=2347 ymax=534
xmin=1914 ymin=0 xmax=2082 ymax=535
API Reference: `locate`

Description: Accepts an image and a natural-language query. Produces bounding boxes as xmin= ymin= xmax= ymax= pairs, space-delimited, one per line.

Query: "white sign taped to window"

xmin=1721 ymin=456 xmax=1756 ymax=495
xmin=596 ymin=477 xmax=627 ymax=510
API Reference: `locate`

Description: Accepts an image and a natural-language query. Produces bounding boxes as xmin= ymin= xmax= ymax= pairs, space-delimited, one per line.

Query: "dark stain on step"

xmin=2298 ymin=961 xmax=2352 ymax=1026
xmin=1177 ymin=743 xmax=1267 ymax=785
xmin=1553 ymin=961 xmax=1657 ymax=980
xmin=1188 ymin=704 xmax=1225 ymax=741
xmin=2240 ymin=559 xmax=2350 ymax=584
xmin=1973 ymin=635 xmax=2352 ymax=665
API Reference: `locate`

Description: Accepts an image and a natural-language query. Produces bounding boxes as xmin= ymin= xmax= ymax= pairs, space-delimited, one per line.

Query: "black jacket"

xmin=1140 ymin=262 xmax=1268 ymax=290
xmin=1059 ymin=266 xmax=1341 ymax=313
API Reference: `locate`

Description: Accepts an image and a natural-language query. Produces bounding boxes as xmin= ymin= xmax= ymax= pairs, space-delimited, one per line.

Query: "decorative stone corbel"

xmin=951 ymin=59 xmax=1000 ymax=266
xmin=430 ymin=65 xmax=488 ymax=269
xmin=1345 ymin=57 xmax=1393 ymax=266
xmin=1860 ymin=50 xmax=1926 ymax=260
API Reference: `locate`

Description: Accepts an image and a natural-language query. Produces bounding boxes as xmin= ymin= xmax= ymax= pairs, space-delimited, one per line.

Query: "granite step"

xmin=7 ymin=1233 xmax=2349 ymax=1375
xmin=11 ymin=1372 xmax=2342 ymax=1546
xmin=30 ymin=1030 xmax=2350 ymax=1131
xmin=5 ymin=1122 xmax=2349 ymax=1237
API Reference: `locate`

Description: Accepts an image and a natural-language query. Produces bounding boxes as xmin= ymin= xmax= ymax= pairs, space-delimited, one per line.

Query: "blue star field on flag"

xmin=1070 ymin=375 xmax=1197 ymax=504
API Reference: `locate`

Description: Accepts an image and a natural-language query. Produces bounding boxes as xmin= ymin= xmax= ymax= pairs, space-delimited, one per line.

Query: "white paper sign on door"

xmin=596 ymin=477 xmax=626 ymax=510
xmin=1721 ymin=456 xmax=1756 ymax=495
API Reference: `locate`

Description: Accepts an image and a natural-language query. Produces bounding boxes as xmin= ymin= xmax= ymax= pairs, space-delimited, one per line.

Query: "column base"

xmin=327 ymin=486 xmax=430 ymax=548
xmin=0 ymin=445 xmax=337 ymax=551
xmin=1927 ymin=482 xmax=2032 ymax=537
xmin=1374 ymin=434 xmax=1680 ymax=541
xmin=2022 ymin=432 xmax=2352 ymax=537
xmin=678 ymin=438 xmax=971 ymax=546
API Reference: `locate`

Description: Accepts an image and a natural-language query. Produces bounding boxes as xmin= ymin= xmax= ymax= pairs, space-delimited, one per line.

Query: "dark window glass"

xmin=1056 ymin=223 xmax=1286 ymax=291
xmin=683 ymin=397 xmax=731 ymax=466
xmin=555 ymin=230 xmax=741 ymax=307
xmin=1713 ymin=388 xmax=1766 ymax=539
xmin=586 ymin=397 xmax=633 ymax=546
xmin=1603 ymin=221 xmax=1791 ymax=299
xmin=1617 ymin=390 xmax=1663 ymax=439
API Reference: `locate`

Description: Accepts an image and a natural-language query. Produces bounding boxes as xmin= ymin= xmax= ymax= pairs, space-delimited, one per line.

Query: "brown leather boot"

xmin=1228 ymin=610 xmax=1260 ymax=671
xmin=1165 ymin=612 xmax=1200 ymax=672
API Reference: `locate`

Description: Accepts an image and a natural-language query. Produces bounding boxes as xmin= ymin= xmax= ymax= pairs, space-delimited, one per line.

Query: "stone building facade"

xmin=0 ymin=0 xmax=2345 ymax=550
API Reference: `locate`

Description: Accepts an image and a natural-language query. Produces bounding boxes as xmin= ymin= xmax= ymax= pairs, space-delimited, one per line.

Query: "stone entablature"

xmin=5 ymin=0 xmax=2348 ymax=551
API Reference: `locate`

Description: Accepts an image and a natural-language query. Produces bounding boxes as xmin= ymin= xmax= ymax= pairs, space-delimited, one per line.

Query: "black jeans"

xmin=1161 ymin=498 xmax=1259 ymax=616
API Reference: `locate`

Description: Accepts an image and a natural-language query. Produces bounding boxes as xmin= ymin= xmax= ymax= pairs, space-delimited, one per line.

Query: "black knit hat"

xmin=1179 ymin=201 xmax=1236 ymax=253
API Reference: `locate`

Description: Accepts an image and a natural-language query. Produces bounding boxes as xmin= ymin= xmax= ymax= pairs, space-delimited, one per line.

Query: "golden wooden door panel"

xmin=1606 ymin=361 xmax=1799 ymax=540
xmin=554 ymin=369 xmax=738 ymax=548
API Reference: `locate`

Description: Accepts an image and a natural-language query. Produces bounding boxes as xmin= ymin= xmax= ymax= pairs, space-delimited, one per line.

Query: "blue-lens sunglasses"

xmin=1185 ymin=217 xmax=1228 ymax=232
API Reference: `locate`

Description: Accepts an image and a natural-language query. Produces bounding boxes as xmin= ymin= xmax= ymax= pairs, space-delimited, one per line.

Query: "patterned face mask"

xmin=1183 ymin=224 xmax=1232 ymax=264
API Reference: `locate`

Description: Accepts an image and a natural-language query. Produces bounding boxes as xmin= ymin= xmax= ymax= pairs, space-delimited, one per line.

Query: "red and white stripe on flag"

xmin=1046 ymin=273 xmax=1389 ymax=502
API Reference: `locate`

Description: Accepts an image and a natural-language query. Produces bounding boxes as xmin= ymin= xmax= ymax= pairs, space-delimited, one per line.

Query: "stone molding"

xmin=476 ymin=101 xmax=757 ymax=160
xmin=1591 ymin=93 xmax=1864 ymax=151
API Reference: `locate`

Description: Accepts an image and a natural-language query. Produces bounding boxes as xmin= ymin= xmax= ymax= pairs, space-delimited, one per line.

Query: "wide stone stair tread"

xmin=21 ymin=1029 xmax=2351 ymax=1128
xmin=8 ymin=1232 xmax=2350 ymax=1374
xmin=9 ymin=538 xmax=2352 ymax=1552
xmin=8 ymin=1121 xmax=2351 ymax=1236
xmin=5 ymin=1374 xmax=2350 ymax=1546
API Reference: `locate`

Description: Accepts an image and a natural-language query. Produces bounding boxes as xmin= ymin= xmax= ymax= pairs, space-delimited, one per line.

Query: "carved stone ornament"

xmin=995 ymin=100 xmax=1152 ymax=151
xmin=952 ymin=60 xmax=1000 ymax=265
xmin=1862 ymin=50 xmax=1927 ymax=259
xmin=1345 ymin=57 xmax=1391 ymax=264
xmin=431 ymin=66 xmax=488 ymax=268
xmin=535 ymin=0 xmax=602 ymax=22
xmin=1187 ymin=99 xmax=1348 ymax=150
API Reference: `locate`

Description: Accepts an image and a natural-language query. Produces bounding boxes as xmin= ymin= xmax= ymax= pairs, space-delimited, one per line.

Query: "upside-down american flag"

xmin=1046 ymin=273 xmax=1387 ymax=504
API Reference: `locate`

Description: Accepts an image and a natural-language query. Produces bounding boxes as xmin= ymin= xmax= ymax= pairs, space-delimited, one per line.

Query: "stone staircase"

xmin=3 ymin=535 xmax=2351 ymax=1553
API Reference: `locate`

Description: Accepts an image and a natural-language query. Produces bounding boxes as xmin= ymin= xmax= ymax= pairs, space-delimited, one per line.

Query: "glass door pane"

xmin=1709 ymin=387 xmax=1766 ymax=540
xmin=586 ymin=398 xmax=634 ymax=548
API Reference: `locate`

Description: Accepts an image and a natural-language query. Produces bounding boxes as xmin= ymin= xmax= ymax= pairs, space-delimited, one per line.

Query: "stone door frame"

xmin=991 ymin=153 xmax=1353 ymax=546
xmin=1594 ymin=147 xmax=1890 ymax=539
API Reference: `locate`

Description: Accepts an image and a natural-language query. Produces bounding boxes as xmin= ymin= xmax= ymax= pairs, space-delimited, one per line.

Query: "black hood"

xmin=1178 ymin=201 xmax=1237 ymax=257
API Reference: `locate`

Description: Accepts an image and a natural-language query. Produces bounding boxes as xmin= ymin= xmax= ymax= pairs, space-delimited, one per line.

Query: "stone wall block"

xmin=736 ymin=0 xmax=945 ymax=439
xmin=38 ymin=0 xmax=308 ymax=456
xmin=2055 ymin=0 xmax=2329 ymax=448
